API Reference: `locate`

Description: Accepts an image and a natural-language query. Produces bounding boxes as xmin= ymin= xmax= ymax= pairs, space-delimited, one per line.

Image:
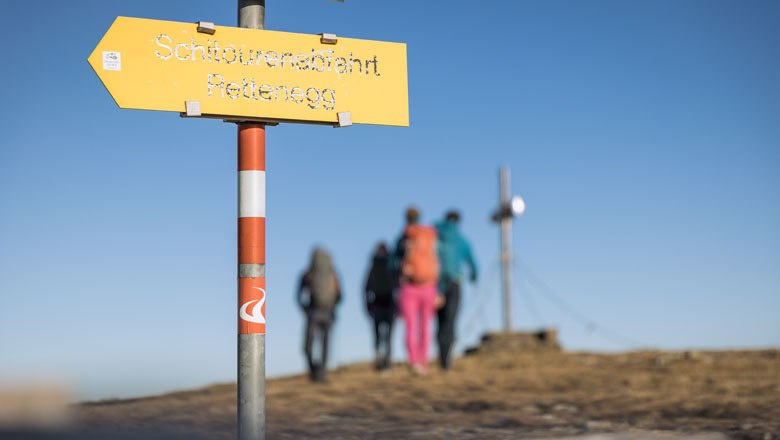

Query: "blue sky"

xmin=1 ymin=0 xmax=778 ymax=401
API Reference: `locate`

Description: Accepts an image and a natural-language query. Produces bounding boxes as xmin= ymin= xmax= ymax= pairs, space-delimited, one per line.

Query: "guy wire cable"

xmin=461 ymin=258 xmax=499 ymax=337
xmin=516 ymin=258 xmax=654 ymax=349
xmin=459 ymin=257 xmax=501 ymax=346
xmin=514 ymin=268 xmax=546 ymax=327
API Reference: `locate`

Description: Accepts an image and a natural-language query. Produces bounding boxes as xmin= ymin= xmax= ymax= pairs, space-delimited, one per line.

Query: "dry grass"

xmin=66 ymin=349 xmax=780 ymax=439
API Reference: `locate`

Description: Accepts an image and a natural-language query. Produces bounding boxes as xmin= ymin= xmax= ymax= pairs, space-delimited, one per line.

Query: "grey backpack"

xmin=307 ymin=249 xmax=339 ymax=309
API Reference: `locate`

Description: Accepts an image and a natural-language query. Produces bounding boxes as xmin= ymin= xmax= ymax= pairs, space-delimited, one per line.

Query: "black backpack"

xmin=367 ymin=255 xmax=394 ymax=303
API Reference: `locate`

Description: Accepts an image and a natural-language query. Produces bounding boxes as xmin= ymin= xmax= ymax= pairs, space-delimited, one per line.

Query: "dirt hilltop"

xmin=35 ymin=349 xmax=780 ymax=439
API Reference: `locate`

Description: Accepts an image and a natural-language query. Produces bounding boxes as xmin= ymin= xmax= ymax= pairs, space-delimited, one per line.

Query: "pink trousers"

xmin=398 ymin=282 xmax=437 ymax=367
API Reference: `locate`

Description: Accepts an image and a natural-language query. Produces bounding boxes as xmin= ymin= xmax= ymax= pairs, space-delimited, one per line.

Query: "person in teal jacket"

xmin=435 ymin=210 xmax=478 ymax=370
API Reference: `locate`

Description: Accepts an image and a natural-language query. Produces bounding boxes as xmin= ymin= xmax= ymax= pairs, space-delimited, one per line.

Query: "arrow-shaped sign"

xmin=88 ymin=17 xmax=408 ymax=126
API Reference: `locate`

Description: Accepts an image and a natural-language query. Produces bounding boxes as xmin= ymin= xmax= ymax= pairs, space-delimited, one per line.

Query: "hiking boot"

xmin=313 ymin=366 xmax=328 ymax=382
xmin=440 ymin=348 xmax=452 ymax=370
xmin=411 ymin=364 xmax=428 ymax=376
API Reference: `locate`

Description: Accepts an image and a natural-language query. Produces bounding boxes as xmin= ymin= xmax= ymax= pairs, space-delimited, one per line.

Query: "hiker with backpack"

xmin=364 ymin=242 xmax=396 ymax=371
xmin=435 ymin=210 xmax=478 ymax=370
xmin=297 ymin=247 xmax=342 ymax=382
xmin=391 ymin=206 xmax=441 ymax=375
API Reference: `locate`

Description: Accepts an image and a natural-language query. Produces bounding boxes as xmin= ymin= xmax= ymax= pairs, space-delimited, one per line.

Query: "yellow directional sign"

xmin=88 ymin=17 xmax=408 ymax=126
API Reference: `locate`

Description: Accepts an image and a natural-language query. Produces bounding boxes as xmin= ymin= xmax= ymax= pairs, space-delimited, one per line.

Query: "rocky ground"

xmin=6 ymin=348 xmax=779 ymax=439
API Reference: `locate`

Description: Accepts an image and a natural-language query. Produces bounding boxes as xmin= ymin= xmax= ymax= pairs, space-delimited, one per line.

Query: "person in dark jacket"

xmin=297 ymin=247 xmax=342 ymax=382
xmin=364 ymin=242 xmax=396 ymax=371
xmin=435 ymin=210 xmax=478 ymax=370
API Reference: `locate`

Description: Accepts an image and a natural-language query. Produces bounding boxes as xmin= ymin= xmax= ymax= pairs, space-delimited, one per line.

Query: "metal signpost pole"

xmin=499 ymin=167 xmax=513 ymax=332
xmin=237 ymin=2 xmax=266 ymax=440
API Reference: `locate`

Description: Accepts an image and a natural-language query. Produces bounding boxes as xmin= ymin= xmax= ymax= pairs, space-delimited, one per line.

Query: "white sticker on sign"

xmin=102 ymin=51 xmax=121 ymax=71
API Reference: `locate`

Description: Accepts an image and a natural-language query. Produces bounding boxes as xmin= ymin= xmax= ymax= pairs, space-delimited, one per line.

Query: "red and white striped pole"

xmin=237 ymin=122 xmax=266 ymax=439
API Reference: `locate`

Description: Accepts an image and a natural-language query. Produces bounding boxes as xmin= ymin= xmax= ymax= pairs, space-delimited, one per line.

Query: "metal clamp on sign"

xmin=320 ymin=33 xmax=338 ymax=45
xmin=197 ymin=21 xmax=216 ymax=35
xmin=184 ymin=101 xmax=202 ymax=117
xmin=335 ymin=112 xmax=352 ymax=127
